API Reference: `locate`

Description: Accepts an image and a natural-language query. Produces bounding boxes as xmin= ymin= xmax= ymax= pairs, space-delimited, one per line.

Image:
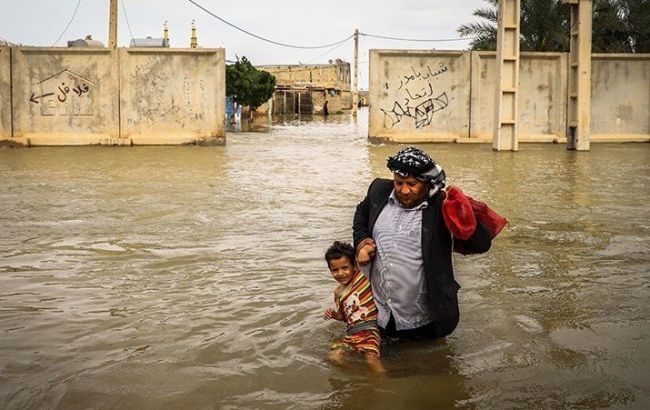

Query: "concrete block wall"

xmin=591 ymin=54 xmax=650 ymax=142
xmin=369 ymin=50 xmax=471 ymax=143
xmin=469 ymin=52 xmax=567 ymax=143
xmin=119 ymin=48 xmax=225 ymax=145
xmin=369 ymin=49 xmax=649 ymax=144
xmin=312 ymin=90 xmax=342 ymax=114
xmin=0 ymin=47 xmax=10 ymax=141
xmin=10 ymin=48 xmax=120 ymax=146
xmin=0 ymin=47 xmax=225 ymax=146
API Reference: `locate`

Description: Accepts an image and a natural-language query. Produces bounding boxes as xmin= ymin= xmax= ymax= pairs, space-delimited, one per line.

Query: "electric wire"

xmin=121 ymin=0 xmax=136 ymax=44
xmin=304 ymin=36 xmax=353 ymax=64
xmin=51 ymin=0 xmax=83 ymax=46
xmin=360 ymin=32 xmax=475 ymax=42
xmin=188 ymin=0 xmax=354 ymax=49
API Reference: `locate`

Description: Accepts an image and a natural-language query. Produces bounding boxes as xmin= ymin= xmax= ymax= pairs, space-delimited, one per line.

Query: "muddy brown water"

xmin=1 ymin=109 xmax=649 ymax=409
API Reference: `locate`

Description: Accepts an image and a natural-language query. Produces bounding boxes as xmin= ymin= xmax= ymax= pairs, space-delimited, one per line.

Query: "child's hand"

xmin=323 ymin=308 xmax=343 ymax=321
xmin=357 ymin=241 xmax=376 ymax=266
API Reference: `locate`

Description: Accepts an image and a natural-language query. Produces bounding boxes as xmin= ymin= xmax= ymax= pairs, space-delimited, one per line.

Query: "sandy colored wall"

xmin=0 ymin=48 xmax=10 ymax=141
xmin=470 ymin=52 xmax=568 ymax=143
xmin=369 ymin=50 xmax=471 ymax=142
xmin=369 ymin=49 xmax=649 ymax=144
xmin=119 ymin=48 xmax=225 ymax=145
xmin=10 ymin=47 xmax=120 ymax=146
xmin=591 ymin=54 xmax=650 ymax=142
xmin=259 ymin=62 xmax=350 ymax=91
xmin=1 ymin=47 xmax=225 ymax=146
xmin=312 ymin=90 xmax=342 ymax=114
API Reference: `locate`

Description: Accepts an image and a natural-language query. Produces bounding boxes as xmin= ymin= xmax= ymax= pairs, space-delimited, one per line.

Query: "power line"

xmin=360 ymin=32 xmax=475 ymax=42
xmin=188 ymin=0 xmax=354 ymax=49
xmin=121 ymin=0 xmax=136 ymax=44
xmin=304 ymin=37 xmax=353 ymax=64
xmin=51 ymin=0 xmax=83 ymax=46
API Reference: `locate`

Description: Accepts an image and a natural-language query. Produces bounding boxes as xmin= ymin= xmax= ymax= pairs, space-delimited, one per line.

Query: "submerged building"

xmin=256 ymin=59 xmax=351 ymax=115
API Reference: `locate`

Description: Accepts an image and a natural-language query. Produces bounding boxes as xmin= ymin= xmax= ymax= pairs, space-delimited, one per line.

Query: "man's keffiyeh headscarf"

xmin=387 ymin=146 xmax=446 ymax=196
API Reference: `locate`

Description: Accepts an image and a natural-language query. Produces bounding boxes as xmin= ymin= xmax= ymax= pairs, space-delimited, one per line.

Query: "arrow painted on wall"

xmin=29 ymin=92 xmax=54 ymax=104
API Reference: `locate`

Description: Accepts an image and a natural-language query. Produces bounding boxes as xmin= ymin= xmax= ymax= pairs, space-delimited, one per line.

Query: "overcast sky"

xmin=1 ymin=0 xmax=487 ymax=89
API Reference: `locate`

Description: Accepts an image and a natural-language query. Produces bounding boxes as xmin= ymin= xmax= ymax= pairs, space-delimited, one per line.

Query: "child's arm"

xmin=323 ymin=291 xmax=345 ymax=321
xmin=323 ymin=308 xmax=345 ymax=321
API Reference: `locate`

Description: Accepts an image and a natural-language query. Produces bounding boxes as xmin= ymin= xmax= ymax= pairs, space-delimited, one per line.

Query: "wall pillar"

xmin=493 ymin=0 xmax=521 ymax=151
xmin=564 ymin=0 xmax=592 ymax=151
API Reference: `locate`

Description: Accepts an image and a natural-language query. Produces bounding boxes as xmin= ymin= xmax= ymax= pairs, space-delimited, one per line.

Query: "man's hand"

xmin=357 ymin=239 xmax=376 ymax=266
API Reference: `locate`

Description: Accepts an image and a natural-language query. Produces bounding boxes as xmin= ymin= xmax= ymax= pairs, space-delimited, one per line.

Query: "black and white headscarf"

xmin=387 ymin=146 xmax=446 ymax=196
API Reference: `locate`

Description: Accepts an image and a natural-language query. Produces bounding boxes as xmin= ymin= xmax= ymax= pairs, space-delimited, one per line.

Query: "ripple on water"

xmin=0 ymin=120 xmax=648 ymax=408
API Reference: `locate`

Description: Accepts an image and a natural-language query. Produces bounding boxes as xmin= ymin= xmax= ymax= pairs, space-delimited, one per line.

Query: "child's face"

xmin=328 ymin=256 xmax=356 ymax=286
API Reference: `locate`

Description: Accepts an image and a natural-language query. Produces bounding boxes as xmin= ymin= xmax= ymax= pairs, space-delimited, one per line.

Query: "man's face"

xmin=393 ymin=174 xmax=429 ymax=208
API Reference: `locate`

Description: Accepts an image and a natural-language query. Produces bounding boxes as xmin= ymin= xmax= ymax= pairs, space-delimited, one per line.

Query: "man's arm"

xmin=454 ymin=221 xmax=492 ymax=254
xmin=353 ymin=189 xmax=373 ymax=250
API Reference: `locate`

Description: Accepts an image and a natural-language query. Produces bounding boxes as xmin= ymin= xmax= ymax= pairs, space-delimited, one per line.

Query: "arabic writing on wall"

xmin=380 ymin=63 xmax=450 ymax=129
xmin=29 ymin=82 xmax=90 ymax=105
xmin=29 ymin=69 xmax=96 ymax=117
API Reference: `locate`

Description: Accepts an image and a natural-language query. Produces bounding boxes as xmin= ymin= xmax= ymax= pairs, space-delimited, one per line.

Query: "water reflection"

xmin=0 ymin=110 xmax=649 ymax=408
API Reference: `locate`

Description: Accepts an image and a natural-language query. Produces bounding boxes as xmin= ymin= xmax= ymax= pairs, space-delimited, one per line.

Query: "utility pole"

xmin=352 ymin=28 xmax=359 ymax=117
xmin=109 ymin=0 xmax=118 ymax=49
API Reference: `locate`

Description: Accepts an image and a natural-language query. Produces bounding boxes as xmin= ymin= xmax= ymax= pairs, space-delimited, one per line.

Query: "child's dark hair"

xmin=325 ymin=241 xmax=356 ymax=267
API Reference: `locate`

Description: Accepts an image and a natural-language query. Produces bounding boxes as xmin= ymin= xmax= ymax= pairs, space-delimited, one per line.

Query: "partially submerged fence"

xmin=1 ymin=47 xmax=225 ymax=146
xmin=368 ymin=49 xmax=650 ymax=143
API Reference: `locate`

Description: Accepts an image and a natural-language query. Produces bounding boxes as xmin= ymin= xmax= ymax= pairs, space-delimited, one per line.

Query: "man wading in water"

xmin=353 ymin=146 xmax=493 ymax=340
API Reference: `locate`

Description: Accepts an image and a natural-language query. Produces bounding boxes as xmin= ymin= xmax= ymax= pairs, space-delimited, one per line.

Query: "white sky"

xmin=1 ymin=0 xmax=487 ymax=89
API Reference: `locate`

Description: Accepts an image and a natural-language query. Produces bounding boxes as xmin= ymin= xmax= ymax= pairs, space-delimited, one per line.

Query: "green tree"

xmin=226 ymin=56 xmax=276 ymax=114
xmin=615 ymin=0 xmax=650 ymax=52
xmin=457 ymin=0 xmax=649 ymax=53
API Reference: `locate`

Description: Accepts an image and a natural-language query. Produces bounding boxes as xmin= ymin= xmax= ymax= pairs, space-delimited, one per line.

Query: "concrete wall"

xmin=0 ymin=47 xmax=10 ymax=141
xmin=0 ymin=46 xmax=225 ymax=146
xmin=119 ymin=48 xmax=225 ymax=145
xmin=259 ymin=60 xmax=351 ymax=91
xmin=312 ymin=89 xmax=343 ymax=114
xmin=469 ymin=52 xmax=568 ymax=143
xmin=369 ymin=50 xmax=471 ymax=142
xmin=591 ymin=54 xmax=650 ymax=142
xmin=369 ymin=49 xmax=649 ymax=144
xmin=10 ymin=48 xmax=120 ymax=146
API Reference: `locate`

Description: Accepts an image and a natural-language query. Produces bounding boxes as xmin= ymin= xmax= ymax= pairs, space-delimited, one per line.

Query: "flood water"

xmin=1 ymin=109 xmax=649 ymax=409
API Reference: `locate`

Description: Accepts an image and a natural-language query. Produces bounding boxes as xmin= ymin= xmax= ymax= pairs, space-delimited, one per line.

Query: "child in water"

xmin=323 ymin=241 xmax=384 ymax=372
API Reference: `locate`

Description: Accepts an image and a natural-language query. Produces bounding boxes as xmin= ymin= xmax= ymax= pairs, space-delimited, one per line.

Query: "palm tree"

xmin=458 ymin=0 xmax=649 ymax=53
xmin=457 ymin=0 xmax=499 ymax=51
xmin=457 ymin=0 xmax=570 ymax=52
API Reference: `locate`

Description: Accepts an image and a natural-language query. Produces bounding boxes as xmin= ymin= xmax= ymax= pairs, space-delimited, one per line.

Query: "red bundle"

xmin=442 ymin=186 xmax=508 ymax=245
xmin=442 ymin=186 xmax=477 ymax=240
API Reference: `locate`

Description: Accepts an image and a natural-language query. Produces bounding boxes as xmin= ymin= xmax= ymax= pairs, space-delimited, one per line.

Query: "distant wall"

xmin=591 ymin=54 xmax=650 ymax=141
xmin=312 ymin=90 xmax=342 ymax=114
xmin=0 ymin=47 xmax=10 ymax=141
xmin=119 ymin=48 xmax=225 ymax=145
xmin=1 ymin=47 xmax=225 ymax=146
xmin=369 ymin=49 xmax=649 ymax=143
xmin=259 ymin=61 xmax=351 ymax=92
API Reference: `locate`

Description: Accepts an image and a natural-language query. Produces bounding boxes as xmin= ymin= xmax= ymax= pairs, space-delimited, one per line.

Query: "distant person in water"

xmin=323 ymin=241 xmax=384 ymax=372
xmin=323 ymin=100 xmax=329 ymax=116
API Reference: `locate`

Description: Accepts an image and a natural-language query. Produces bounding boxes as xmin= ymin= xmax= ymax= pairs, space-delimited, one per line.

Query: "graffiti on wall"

xmin=380 ymin=63 xmax=450 ymax=129
xmin=29 ymin=69 xmax=95 ymax=116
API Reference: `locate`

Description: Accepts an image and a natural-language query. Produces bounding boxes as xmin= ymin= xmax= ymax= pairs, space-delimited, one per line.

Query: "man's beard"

xmin=395 ymin=188 xmax=428 ymax=208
